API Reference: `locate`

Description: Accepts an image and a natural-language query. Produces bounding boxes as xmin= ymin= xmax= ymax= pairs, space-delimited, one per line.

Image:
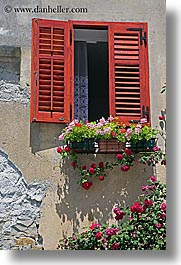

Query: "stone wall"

xmin=0 ymin=149 xmax=46 ymax=250
xmin=0 ymin=80 xmax=29 ymax=104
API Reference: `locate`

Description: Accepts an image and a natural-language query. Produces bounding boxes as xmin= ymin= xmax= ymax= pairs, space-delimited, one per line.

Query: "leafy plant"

xmin=58 ymin=116 xmax=158 ymax=144
xmin=127 ymin=123 xmax=158 ymax=143
xmin=57 ymin=176 xmax=166 ymax=250
xmin=138 ymin=146 xmax=166 ymax=166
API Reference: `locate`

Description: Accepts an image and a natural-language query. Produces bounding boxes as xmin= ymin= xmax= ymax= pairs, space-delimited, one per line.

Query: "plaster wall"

xmin=0 ymin=0 xmax=166 ymax=250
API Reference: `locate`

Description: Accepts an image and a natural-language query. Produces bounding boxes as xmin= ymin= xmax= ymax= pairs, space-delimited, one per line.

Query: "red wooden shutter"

xmin=109 ymin=22 xmax=150 ymax=125
xmin=30 ymin=19 xmax=71 ymax=123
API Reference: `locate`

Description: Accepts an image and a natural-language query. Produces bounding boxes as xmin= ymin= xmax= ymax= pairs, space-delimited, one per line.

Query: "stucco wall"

xmin=0 ymin=0 xmax=166 ymax=250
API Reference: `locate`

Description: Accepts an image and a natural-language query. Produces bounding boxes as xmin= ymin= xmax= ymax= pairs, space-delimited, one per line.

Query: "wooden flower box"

xmin=98 ymin=139 xmax=125 ymax=153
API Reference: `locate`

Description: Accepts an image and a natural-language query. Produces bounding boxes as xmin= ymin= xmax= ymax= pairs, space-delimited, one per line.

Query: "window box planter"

xmin=126 ymin=138 xmax=157 ymax=153
xmin=69 ymin=139 xmax=95 ymax=153
xmin=98 ymin=139 xmax=125 ymax=153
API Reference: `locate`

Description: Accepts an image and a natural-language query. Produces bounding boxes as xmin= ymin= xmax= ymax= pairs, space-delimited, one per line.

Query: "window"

xmin=30 ymin=19 xmax=150 ymax=125
xmin=74 ymin=28 xmax=109 ymax=121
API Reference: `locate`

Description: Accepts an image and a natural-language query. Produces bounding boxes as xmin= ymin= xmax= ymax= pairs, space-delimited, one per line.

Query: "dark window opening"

xmin=74 ymin=28 xmax=109 ymax=121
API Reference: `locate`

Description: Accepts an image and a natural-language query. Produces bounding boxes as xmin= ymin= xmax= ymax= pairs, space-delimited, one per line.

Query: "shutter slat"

xmin=53 ymin=96 xmax=64 ymax=101
xmin=53 ymin=91 xmax=64 ymax=96
xmin=39 ymin=95 xmax=51 ymax=101
xmin=114 ymin=45 xmax=139 ymax=50
xmin=115 ymin=81 xmax=140 ymax=85
xmin=115 ymin=76 xmax=140 ymax=80
xmin=116 ymin=102 xmax=140 ymax=106
xmin=116 ymin=91 xmax=140 ymax=95
xmin=115 ymin=55 xmax=139 ymax=60
xmin=116 ymin=107 xmax=141 ymax=110
xmin=116 ymin=112 xmax=140 ymax=117
xmin=114 ymin=40 xmax=138 ymax=45
xmin=115 ymin=50 xmax=139 ymax=55
xmin=115 ymin=71 xmax=139 ymax=74
xmin=116 ymin=97 xmax=140 ymax=100
xmin=39 ymin=90 xmax=51 ymax=95
xmin=115 ymin=65 xmax=139 ymax=69
xmin=114 ymin=34 xmax=138 ymax=39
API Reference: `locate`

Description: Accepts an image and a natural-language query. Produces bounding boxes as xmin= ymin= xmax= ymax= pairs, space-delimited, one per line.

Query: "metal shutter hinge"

xmin=127 ymin=28 xmax=147 ymax=46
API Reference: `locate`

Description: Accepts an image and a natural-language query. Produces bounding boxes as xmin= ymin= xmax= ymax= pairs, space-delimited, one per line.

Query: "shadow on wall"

xmin=55 ymin=154 xmax=153 ymax=237
xmin=30 ymin=123 xmax=65 ymax=153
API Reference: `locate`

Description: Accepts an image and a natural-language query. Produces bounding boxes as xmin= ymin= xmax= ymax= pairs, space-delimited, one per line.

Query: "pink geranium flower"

xmin=58 ymin=133 xmax=65 ymax=140
xmin=140 ymin=118 xmax=147 ymax=124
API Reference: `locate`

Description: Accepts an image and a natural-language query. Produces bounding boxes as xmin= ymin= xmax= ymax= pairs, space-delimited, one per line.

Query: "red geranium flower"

xmin=99 ymin=162 xmax=104 ymax=168
xmin=144 ymin=199 xmax=153 ymax=207
xmin=141 ymin=185 xmax=147 ymax=191
xmin=111 ymin=242 xmax=119 ymax=250
xmin=111 ymin=131 xmax=116 ymax=137
xmin=82 ymin=165 xmax=87 ymax=170
xmin=114 ymin=208 xmax=126 ymax=220
xmin=148 ymin=185 xmax=155 ymax=190
xmin=150 ymin=176 xmax=156 ymax=182
xmin=121 ymin=165 xmax=130 ymax=172
xmin=155 ymin=222 xmax=162 ymax=229
xmin=159 ymin=115 xmax=165 ymax=120
xmin=95 ymin=232 xmax=103 ymax=240
xmin=90 ymin=223 xmax=100 ymax=230
xmin=124 ymin=148 xmax=132 ymax=156
xmin=160 ymin=202 xmax=166 ymax=212
xmin=98 ymin=175 xmax=104 ymax=181
xmin=160 ymin=213 xmax=166 ymax=219
xmin=120 ymin=128 xmax=126 ymax=133
xmin=64 ymin=146 xmax=71 ymax=152
xmin=75 ymin=122 xmax=82 ymax=127
xmin=153 ymin=146 xmax=161 ymax=152
xmin=82 ymin=181 xmax=92 ymax=190
xmin=130 ymin=201 xmax=144 ymax=214
xmin=116 ymin=154 xmax=123 ymax=160
xmin=161 ymin=160 xmax=166 ymax=165
xmin=91 ymin=163 xmax=97 ymax=169
xmin=71 ymin=162 xmax=77 ymax=169
xmin=89 ymin=167 xmax=95 ymax=175
xmin=57 ymin=146 xmax=63 ymax=154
